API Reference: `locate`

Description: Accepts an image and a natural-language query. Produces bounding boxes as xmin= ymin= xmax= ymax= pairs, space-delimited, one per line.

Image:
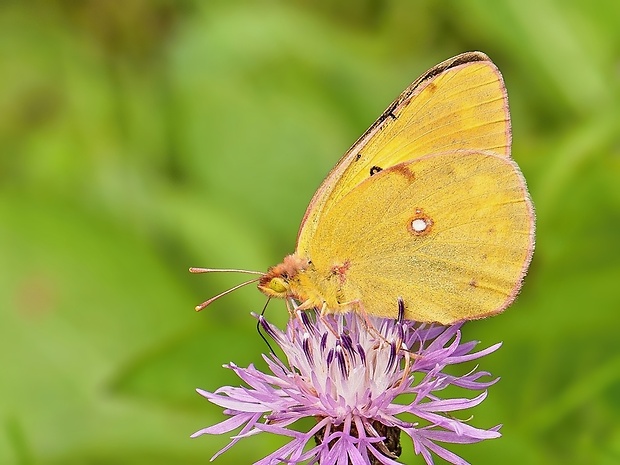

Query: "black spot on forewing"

xmin=370 ymin=166 xmax=383 ymax=176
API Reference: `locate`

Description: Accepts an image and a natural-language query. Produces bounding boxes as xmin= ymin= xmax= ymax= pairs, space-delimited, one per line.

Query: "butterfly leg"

xmin=316 ymin=302 xmax=343 ymax=339
xmin=288 ymin=299 xmax=336 ymax=342
xmin=285 ymin=298 xmax=299 ymax=319
xmin=346 ymin=298 xmax=421 ymax=371
xmin=339 ymin=299 xmax=389 ymax=346
xmin=285 ymin=299 xmax=311 ymax=342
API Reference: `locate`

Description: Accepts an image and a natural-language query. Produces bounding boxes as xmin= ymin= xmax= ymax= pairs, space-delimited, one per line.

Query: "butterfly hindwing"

xmin=305 ymin=151 xmax=534 ymax=324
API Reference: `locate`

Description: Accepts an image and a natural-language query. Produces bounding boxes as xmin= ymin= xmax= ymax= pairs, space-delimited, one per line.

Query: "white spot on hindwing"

xmin=408 ymin=208 xmax=433 ymax=236
xmin=411 ymin=218 xmax=428 ymax=233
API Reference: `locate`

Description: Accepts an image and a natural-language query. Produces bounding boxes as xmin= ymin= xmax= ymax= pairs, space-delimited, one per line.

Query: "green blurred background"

xmin=1 ymin=1 xmax=619 ymax=464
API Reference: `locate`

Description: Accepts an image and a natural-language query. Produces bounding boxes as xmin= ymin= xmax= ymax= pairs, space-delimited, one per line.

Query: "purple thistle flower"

xmin=192 ymin=300 xmax=502 ymax=464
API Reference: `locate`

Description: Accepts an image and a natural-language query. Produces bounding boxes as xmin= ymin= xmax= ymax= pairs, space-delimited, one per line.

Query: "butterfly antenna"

xmin=189 ymin=267 xmax=264 ymax=275
xmin=193 ymin=276 xmax=262 ymax=311
xmin=256 ymin=298 xmax=277 ymax=354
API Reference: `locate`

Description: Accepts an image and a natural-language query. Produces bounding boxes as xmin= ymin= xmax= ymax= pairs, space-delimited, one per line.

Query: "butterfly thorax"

xmin=258 ymin=254 xmax=350 ymax=313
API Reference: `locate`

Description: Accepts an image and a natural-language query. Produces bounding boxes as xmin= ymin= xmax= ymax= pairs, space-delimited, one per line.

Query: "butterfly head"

xmin=258 ymin=254 xmax=309 ymax=299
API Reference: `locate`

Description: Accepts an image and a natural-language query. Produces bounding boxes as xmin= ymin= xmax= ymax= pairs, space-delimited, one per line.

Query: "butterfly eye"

xmin=268 ymin=277 xmax=289 ymax=294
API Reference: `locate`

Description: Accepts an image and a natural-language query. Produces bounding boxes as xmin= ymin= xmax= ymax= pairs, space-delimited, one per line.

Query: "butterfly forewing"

xmin=297 ymin=52 xmax=511 ymax=255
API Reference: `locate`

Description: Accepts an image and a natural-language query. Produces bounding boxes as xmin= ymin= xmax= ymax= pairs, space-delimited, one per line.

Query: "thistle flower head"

xmin=193 ymin=301 xmax=501 ymax=464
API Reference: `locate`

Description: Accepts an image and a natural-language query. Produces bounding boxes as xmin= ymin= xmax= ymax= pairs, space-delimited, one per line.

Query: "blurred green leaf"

xmin=1 ymin=0 xmax=619 ymax=464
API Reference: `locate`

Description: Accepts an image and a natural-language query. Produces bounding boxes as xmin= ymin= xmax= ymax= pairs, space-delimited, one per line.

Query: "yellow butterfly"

xmin=193 ymin=52 xmax=535 ymax=325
